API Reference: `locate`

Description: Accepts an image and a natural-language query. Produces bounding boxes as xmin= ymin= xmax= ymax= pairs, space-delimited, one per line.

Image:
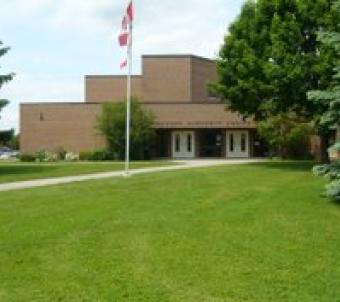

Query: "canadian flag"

xmin=118 ymin=1 xmax=134 ymax=68
xmin=118 ymin=1 xmax=133 ymax=46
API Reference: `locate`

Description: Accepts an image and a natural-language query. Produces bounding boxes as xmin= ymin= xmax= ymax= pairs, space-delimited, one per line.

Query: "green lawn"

xmin=0 ymin=161 xmax=174 ymax=183
xmin=1 ymin=161 xmax=339 ymax=301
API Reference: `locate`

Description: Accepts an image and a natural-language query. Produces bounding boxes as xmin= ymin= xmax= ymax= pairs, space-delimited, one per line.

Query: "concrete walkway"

xmin=0 ymin=159 xmax=265 ymax=192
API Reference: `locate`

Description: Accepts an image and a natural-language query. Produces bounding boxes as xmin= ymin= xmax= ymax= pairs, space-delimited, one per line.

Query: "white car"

xmin=0 ymin=147 xmax=19 ymax=160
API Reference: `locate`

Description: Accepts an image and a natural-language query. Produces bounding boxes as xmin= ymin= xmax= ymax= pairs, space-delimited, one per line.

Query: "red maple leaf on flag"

xmin=118 ymin=32 xmax=129 ymax=47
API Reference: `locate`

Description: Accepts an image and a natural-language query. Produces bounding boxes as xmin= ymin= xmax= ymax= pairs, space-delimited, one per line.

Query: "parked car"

xmin=0 ymin=147 xmax=19 ymax=160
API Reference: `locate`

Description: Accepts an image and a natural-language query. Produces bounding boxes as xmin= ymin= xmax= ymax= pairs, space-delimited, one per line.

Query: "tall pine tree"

xmin=0 ymin=40 xmax=14 ymax=120
xmin=308 ymin=0 xmax=340 ymax=151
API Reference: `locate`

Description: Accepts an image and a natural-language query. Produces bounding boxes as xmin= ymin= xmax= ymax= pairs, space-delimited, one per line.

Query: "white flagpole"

xmin=125 ymin=13 xmax=132 ymax=176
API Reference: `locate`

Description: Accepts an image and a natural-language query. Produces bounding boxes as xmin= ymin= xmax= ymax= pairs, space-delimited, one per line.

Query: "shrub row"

xmin=20 ymin=149 xmax=119 ymax=162
xmin=79 ymin=150 xmax=119 ymax=161
xmin=20 ymin=150 xmax=79 ymax=162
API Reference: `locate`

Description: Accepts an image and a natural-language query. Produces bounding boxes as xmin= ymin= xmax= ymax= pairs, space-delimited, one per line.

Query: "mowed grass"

xmin=0 ymin=161 xmax=174 ymax=183
xmin=1 ymin=161 xmax=340 ymax=301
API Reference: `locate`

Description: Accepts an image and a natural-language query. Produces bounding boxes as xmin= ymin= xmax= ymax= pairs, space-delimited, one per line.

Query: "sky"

xmin=0 ymin=0 xmax=245 ymax=132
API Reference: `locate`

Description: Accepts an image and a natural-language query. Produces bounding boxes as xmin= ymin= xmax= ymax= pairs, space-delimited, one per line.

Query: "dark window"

xmin=175 ymin=134 xmax=180 ymax=152
xmin=241 ymin=133 xmax=247 ymax=152
xmin=229 ymin=134 xmax=234 ymax=152
xmin=187 ymin=134 xmax=192 ymax=152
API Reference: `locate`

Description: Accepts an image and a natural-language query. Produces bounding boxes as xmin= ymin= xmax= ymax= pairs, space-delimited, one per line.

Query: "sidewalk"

xmin=0 ymin=159 xmax=265 ymax=192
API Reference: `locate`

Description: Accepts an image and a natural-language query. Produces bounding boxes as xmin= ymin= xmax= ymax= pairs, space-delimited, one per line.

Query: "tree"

xmin=0 ymin=129 xmax=18 ymax=149
xmin=258 ymin=112 xmax=312 ymax=159
xmin=0 ymin=100 xmax=8 ymax=120
xmin=0 ymin=129 xmax=14 ymax=146
xmin=9 ymin=133 xmax=20 ymax=150
xmin=0 ymin=40 xmax=14 ymax=120
xmin=308 ymin=0 xmax=340 ymax=153
xmin=96 ymin=99 xmax=155 ymax=160
xmin=212 ymin=0 xmax=337 ymax=162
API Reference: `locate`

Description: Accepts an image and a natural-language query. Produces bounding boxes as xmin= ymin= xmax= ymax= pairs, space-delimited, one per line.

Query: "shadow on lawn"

xmin=0 ymin=165 xmax=57 ymax=176
xmin=250 ymin=160 xmax=314 ymax=172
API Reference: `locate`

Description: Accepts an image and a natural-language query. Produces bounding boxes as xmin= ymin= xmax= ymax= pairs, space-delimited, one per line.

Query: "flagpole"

xmin=125 ymin=13 xmax=132 ymax=176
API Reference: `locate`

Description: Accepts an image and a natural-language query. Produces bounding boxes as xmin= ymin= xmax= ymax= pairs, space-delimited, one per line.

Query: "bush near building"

xmin=19 ymin=153 xmax=36 ymax=162
xmin=20 ymin=150 xmax=79 ymax=162
xmin=257 ymin=113 xmax=312 ymax=160
xmin=79 ymin=150 xmax=116 ymax=161
xmin=96 ymin=99 xmax=155 ymax=160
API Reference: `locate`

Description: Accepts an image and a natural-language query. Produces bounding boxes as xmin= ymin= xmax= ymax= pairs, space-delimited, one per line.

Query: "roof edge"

xmin=85 ymin=75 xmax=142 ymax=78
xmin=142 ymin=54 xmax=215 ymax=63
xmin=21 ymin=101 xmax=224 ymax=106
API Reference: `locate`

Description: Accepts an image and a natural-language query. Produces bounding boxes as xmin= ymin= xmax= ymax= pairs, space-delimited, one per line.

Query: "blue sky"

xmin=0 ymin=0 xmax=245 ymax=132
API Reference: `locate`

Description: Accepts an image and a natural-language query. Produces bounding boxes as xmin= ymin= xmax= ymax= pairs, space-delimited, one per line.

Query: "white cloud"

xmin=1 ymin=74 xmax=82 ymax=102
xmin=48 ymin=0 xmax=122 ymax=35
xmin=1 ymin=0 xmax=242 ymax=57
xmin=0 ymin=0 xmax=53 ymax=19
xmin=46 ymin=0 xmax=241 ymax=58
xmin=134 ymin=1 xmax=227 ymax=58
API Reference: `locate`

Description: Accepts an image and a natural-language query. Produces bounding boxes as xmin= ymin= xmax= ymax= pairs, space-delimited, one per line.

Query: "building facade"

xmin=21 ymin=55 xmax=259 ymax=159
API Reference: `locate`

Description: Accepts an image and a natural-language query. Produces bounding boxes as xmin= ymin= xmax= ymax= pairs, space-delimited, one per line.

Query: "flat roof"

xmin=85 ymin=75 xmax=142 ymax=79
xmin=21 ymin=101 xmax=223 ymax=106
xmin=142 ymin=54 xmax=215 ymax=62
xmin=21 ymin=102 xmax=86 ymax=106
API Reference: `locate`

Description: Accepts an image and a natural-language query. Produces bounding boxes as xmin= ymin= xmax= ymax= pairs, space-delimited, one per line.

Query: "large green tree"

xmin=213 ymin=0 xmax=337 ymax=162
xmin=308 ymin=0 xmax=340 ymax=151
xmin=96 ymin=99 xmax=155 ymax=160
xmin=0 ymin=40 xmax=14 ymax=119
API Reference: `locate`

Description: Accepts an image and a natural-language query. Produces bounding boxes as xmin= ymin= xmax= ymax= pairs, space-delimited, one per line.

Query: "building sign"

xmin=155 ymin=120 xmax=254 ymax=128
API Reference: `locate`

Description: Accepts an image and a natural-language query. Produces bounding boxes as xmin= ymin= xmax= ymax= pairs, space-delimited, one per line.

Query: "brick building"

xmin=20 ymin=54 xmax=261 ymax=159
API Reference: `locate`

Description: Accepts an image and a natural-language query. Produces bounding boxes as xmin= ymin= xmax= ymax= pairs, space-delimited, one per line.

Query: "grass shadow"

xmin=0 ymin=165 xmax=58 ymax=176
xmin=249 ymin=160 xmax=314 ymax=172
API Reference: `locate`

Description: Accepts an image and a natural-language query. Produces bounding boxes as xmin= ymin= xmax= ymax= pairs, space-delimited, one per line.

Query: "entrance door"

xmin=172 ymin=131 xmax=195 ymax=158
xmin=198 ymin=130 xmax=224 ymax=158
xmin=226 ymin=131 xmax=249 ymax=158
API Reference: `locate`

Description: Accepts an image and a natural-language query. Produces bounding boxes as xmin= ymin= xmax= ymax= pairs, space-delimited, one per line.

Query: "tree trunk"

xmin=318 ymin=133 xmax=330 ymax=164
xmin=337 ymin=125 xmax=340 ymax=141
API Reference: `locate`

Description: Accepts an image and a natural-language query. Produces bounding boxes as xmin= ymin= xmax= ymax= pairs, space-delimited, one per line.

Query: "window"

xmin=229 ymin=133 xmax=234 ymax=152
xmin=241 ymin=133 xmax=247 ymax=152
xmin=175 ymin=134 xmax=180 ymax=152
xmin=187 ymin=134 xmax=192 ymax=152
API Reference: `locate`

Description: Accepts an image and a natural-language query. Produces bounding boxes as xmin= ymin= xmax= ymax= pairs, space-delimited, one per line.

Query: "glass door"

xmin=172 ymin=131 xmax=195 ymax=158
xmin=226 ymin=131 xmax=249 ymax=158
